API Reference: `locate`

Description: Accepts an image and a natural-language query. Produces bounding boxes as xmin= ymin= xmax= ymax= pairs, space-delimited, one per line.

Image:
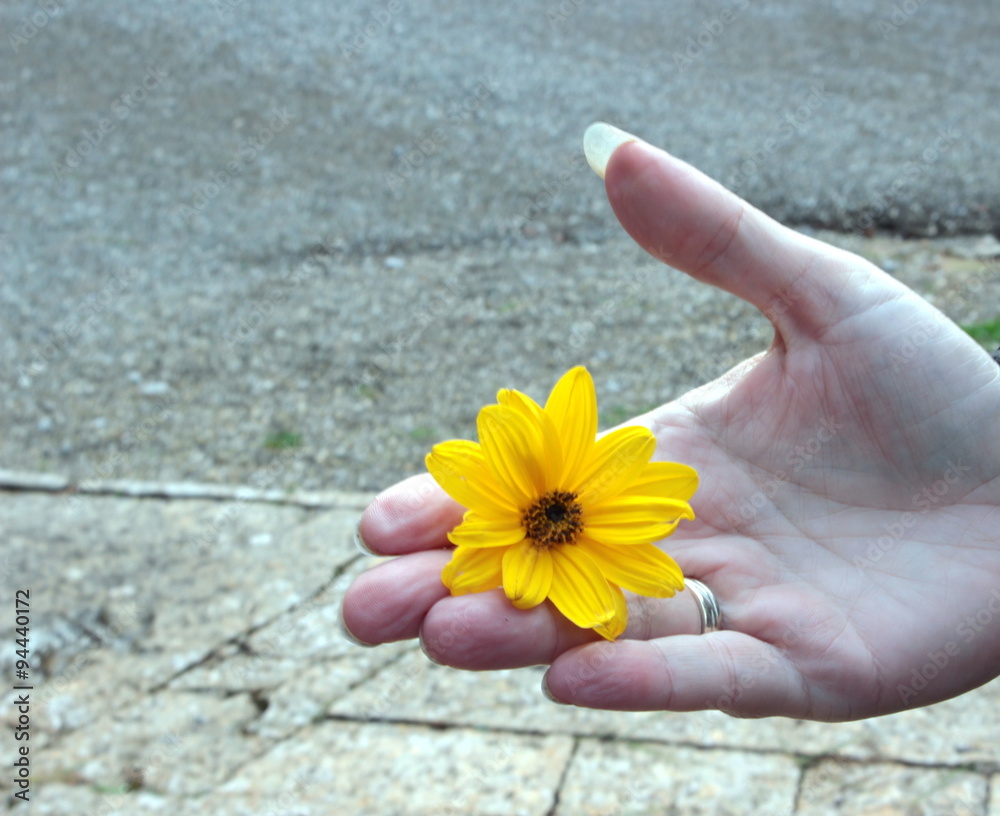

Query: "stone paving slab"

xmin=21 ymin=785 xmax=183 ymax=816
xmin=796 ymin=760 xmax=987 ymax=816
xmin=329 ymin=648 xmax=1000 ymax=767
xmin=38 ymin=689 xmax=267 ymax=797
xmin=168 ymin=556 xmax=417 ymax=742
xmin=206 ymin=720 xmax=575 ymax=816
xmin=0 ymin=491 xmax=358 ymax=673
xmin=0 ymin=489 xmax=362 ymax=810
xmin=556 ymin=740 xmax=799 ymax=816
xmin=3 ymin=485 xmax=999 ymax=814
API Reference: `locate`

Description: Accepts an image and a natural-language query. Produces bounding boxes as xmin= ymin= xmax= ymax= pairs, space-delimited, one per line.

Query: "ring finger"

xmin=342 ymin=548 xmax=724 ymax=669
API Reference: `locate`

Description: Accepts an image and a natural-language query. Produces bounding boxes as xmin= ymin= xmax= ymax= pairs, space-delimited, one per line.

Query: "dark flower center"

xmin=522 ymin=491 xmax=583 ymax=548
xmin=546 ymin=504 xmax=568 ymax=523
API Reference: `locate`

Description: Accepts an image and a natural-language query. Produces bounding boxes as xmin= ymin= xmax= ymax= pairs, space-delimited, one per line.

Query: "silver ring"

xmin=686 ymin=579 xmax=721 ymax=634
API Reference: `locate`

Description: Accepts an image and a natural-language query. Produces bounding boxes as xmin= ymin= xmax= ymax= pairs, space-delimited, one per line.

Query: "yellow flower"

xmin=426 ymin=366 xmax=697 ymax=641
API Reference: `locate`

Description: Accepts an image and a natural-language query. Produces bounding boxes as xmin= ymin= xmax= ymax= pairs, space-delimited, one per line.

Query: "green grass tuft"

xmin=408 ymin=427 xmax=437 ymax=443
xmin=961 ymin=317 xmax=1000 ymax=346
xmin=264 ymin=431 xmax=302 ymax=450
xmin=600 ymin=403 xmax=658 ymax=429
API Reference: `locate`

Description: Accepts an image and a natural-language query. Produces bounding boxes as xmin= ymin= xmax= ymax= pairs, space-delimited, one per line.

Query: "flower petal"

xmin=586 ymin=495 xmax=696 ymax=525
xmin=442 ymin=546 xmax=506 ymax=595
xmin=576 ymin=537 xmax=684 ymax=598
xmin=478 ymin=405 xmax=545 ymax=507
xmin=502 ymin=540 xmax=554 ymax=610
xmin=447 ymin=513 xmax=526 ymax=549
xmin=426 ymin=439 xmax=518 ymax=519
xmin=593 ymin=584 xmax=629 ymax=641
xmin=616 ymin=461 xmax=699 ymax=503
xmin=572 ymin=426 xmax=656 ymax=505
xmin=544 ymin=366 xmax=598 ymax=488
xmin=584 ymin=518 xmax=686 ymax=546
xmin=498 ymin=388 xmax=563 ymax=491
xmin=547 ymin=544 xmax=619 ymax=631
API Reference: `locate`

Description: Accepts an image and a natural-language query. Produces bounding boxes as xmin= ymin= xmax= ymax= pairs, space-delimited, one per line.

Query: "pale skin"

xmin=340 ymin=137 xmax=1000 ymax=720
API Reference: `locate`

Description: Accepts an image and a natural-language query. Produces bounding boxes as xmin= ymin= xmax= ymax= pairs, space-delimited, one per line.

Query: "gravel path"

xmin=4 ymin=0 xmax=1000 ymax=493
xmin=5 ymin=231 xmax=1000 ymax=494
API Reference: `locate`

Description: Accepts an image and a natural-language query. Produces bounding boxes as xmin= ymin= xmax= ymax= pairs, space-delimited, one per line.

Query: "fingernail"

xmin=583 ymin=122 xmax=641 ymax=180
xmin=354 ymin=522 xmax=376 ymax=556
xmin=541 ymin=671 xmax=567 ymax=705
xmin=338 ymin=603 xmax=375 ymax=648
xmin=419 ymin=637 xmax=443 ymax=666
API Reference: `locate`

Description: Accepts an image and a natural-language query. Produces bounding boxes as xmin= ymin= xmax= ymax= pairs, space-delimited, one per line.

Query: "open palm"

xmin=341 ymin=132 xmax=1000 ymax=720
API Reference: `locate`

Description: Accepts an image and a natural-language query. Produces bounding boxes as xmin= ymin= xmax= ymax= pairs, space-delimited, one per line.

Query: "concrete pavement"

xmin=1 ymin=478 xmax=999 ymax=814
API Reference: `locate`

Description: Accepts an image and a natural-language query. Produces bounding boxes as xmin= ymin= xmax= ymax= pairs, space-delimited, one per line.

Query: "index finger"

xmin=357 ymin=473 xmax=463 ymax=556
xmin=587 ymin=122 xmax=904 ymax=342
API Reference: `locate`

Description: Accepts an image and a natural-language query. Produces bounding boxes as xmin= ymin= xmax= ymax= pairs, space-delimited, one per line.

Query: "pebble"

xmin=139 ymin=381 xmax=171 ymax=396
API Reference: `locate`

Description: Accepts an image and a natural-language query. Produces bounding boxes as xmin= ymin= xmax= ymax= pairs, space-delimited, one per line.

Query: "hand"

xmin=340 ymin=126 xmax=1000 ymax=720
